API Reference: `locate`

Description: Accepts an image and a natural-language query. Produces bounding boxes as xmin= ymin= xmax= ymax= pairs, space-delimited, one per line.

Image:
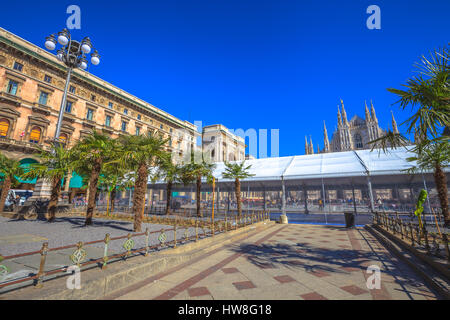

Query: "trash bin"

xmin=344 ymin=211 xmax=355 ymax=228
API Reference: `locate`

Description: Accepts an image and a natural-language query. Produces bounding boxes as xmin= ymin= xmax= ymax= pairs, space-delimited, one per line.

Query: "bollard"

xmin=34 ymin=242 xmax=49 ymax=288
xmin=409 ymin=223 xmax=415 ymax=247
xmin=423 ymin=227 xmax=430 ymax=254
xmin=399 ymin=220 xmax=404 ymax=240
xmin=416 ymin=226 xmax=421 ymax=246
xmin=174 ymin=222 xmax=177 ymax=248
xmin=102 ymin=233 xmax=110 ymax=269
xmin=443 ymin=234 xmax=450 ymax=263
xmin=144 ymin=228 xmax=150 ymax=256
xmin=195 ymin=219 xmax=198 ymax=242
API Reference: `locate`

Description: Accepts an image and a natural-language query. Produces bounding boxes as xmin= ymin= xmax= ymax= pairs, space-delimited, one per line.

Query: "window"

xmin=160 ymin=124 xmax=163 ymax=129
xmin=13 ymin=62 xmax=23 ymax=72
xmin=108 ymin=102 xmax=113 ymax=109
xmin=91 ymin=94 xmax=96 ymax=102
xmin=135 ymin=126 xmax=141 ymax=136
xmin=105 ymin=115 xmax=112 ymax=127
xmin=65 ymin=101 xmax=73 ymax=113
xmin=86 ymin=108 xmax=94 ymax=121
xmin=59 ymin=133 xmax=68 ymax=145
xmin=121 ymin=121 xmax=127 ymax=132
xmin=354 ymin=134 xmax=363 ymax=149
xmin=44 ymin=75 xmax=52 ymax=83
xmin=169 ymin=128 xmax=173 ymax=133
xmin=29 ymin=127 xmax=41 ymax=143
xmin=6 ymin=80 xmax=18 ymax=95
xmin=69 ymin=86 xmax=76 ymax=94
xmin=137 ymin=114 xmax=141 ymax=120
xmin=38 ymin=91 xmax=48 ymax=105
xmin=168 ymin=138 xmax=172 ymax=147
xmin=211 ymin=149 xmax=215 ymax=158
xmin=0 ymin=119 xmax=9 ymax=137
xmin=123 ymin=108 xmax=128 ymax=115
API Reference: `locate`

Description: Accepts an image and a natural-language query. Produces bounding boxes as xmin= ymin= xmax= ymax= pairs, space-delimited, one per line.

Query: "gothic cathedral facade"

xmin=305 ymin=99 xmax=399 ymax=154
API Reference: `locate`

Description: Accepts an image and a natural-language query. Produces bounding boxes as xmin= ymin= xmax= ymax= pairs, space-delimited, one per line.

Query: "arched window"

xmin=29 ymin=127 xmax=41 ymax=144
xmin=0 ymin=119 xmax=10 ymax=137
xmin=59 ymin=133 xmax=68 ymax=145
xmin=354 ymin=134 xmax=363 ymax=149
xmin=211 ymin=149 xmax=215 ymax=158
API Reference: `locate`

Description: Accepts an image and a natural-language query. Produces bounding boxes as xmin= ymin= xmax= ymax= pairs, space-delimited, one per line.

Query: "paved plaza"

xmin=102 ymin=223 xmax=439 ymax=300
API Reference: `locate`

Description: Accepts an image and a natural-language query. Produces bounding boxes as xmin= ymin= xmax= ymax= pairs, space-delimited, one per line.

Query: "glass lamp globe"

xmin=81 ymin=43 xmax=91 ymax=54
xmin=58 ymin=34 xmax=69 ymax=46
xmin=81 ymin=37 xmax=92 ymax=54
xmin=79 ymin=60 xmax=88 ymax=70
xmin=91 ymin=51 xmax=100 ymax=65
xmin=56 ymin=53 xmax=63 ymax=61
xmin=45 ymin=39 xmax=56 ymax=51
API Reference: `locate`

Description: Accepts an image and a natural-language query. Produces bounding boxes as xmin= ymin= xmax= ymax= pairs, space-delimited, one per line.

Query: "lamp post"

xmin=44 ymin=28 xmax=100 ymax=146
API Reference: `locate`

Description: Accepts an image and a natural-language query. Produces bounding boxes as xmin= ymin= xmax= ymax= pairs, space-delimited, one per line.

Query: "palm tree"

xmin=0 ymin=153 xmax=25 ymax=212
xmin=406 ymin=140 xmax=450 ymax=227
xmin=157 ymin=158 xmax=183 ymax=215
xmin=98 ymin=161 xmax=132 ymax=215
xmin=72 ymin=131 xmax=117 ymax=226
xmin=222 ymin=161 xmax=254 ymax=217
xmin=181 ymin=152 xmax=215 ymax=217
xmin=119 ymin=132 xmax=168 ymax=231
xmin=369 ymin=46 xmax=449 ymax=223
xmin=22 ymin=145 xmax=75 ymax=222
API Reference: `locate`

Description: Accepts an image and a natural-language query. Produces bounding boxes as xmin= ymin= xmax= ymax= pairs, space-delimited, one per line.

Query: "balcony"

xmin=0 ymin=137 xmax=51 ymax=153
xmin=0 ymin=91 xmax=22 ymax=106
xmin=32 ymin=103 xmax=51 ymax=116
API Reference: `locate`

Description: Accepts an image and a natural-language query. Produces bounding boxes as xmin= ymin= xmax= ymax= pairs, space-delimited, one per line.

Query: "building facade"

xmin=0 ymin=27 xmax=200 ymax=169
xmin=202 ymin=124 xmax=246 ymax=162
xmin=305 ymin=99 xmax=400 ymax=154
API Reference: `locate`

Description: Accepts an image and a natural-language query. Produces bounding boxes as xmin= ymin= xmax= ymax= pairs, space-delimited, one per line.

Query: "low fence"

xmin=372 ymin=211 xmax=450 ymax=263
xmin=0 ymin=211 xmax=270 ymax=292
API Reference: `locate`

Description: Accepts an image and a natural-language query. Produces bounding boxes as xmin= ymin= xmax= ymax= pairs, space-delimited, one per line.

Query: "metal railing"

xmin=0 ymin=211 xmax=270 ymax=291
xmin=372 ymin=211 xmax=450 ymax=263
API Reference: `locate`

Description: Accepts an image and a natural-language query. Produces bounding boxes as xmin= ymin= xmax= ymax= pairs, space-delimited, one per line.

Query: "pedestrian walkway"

xmin=103 ymin=224 xmax=439 ymax=300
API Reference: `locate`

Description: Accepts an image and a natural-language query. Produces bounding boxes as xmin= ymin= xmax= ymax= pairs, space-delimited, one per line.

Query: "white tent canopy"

xmin=211 ymin=147 xmax=420 ymax=182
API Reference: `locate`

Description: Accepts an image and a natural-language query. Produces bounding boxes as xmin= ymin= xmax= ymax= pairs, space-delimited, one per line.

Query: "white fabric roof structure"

xmin=211 ymin=147 xmax=422 ymax=182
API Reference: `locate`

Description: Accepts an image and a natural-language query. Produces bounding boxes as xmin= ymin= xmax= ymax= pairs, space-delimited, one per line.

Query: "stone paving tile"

xmin=187 ymin=286 xmax=211 ymax=297
xmin=115 ymin=279 xmax=174 ymax=300
xmin=233 ymin=280 xmax=256 ymax=290
xmin=222 ymin=267 xmax=239 ymax=274
xmin=273 ymin=275 xmax=296 ymax=283
xmin=340 ymin=285 xmax=368 ymax=296
xmin=107 ymin=224 xmax=440 ymax=301
xmin=300 ymin=292 xmax=328 ymax=300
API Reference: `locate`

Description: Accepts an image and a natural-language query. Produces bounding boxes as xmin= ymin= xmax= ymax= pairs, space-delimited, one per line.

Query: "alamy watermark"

xmin=366 ymin=265 xmax=381 ymax=290
xmin=66 ymin=265 xmax=81 ymax=290
xmin=366 ymin=5 xmax=381 ymax=30
xmin=66 ymin=5 xmax=81 ymax=30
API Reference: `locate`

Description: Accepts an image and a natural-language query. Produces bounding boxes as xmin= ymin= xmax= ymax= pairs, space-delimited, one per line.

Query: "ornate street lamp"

xmin=44 ymin=28 xmax=101 ymax=145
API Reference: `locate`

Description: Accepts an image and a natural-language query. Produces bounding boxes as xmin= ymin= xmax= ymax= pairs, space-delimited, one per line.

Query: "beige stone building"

xmin=201 ymin=124 xmax=246 ymax=162
xmin=0 ymin=27 xmax=200 ymax=168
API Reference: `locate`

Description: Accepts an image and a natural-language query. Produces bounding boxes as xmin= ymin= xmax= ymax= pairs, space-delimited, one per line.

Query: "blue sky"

xmin=1 ymin=1 xmax=449 ymax=157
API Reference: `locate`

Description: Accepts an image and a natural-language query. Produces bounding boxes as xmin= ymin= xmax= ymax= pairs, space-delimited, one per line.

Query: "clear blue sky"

xmin=1 ymin=0 xmax=449 ymax=157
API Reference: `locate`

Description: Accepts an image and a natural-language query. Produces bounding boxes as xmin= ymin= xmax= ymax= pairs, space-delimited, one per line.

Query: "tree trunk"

xmin=434 ymin=164 xmax=449 ymax=227
xmin=133 ymin=162 xmax=148 ymax=232
xmin=48 ymin=177 xmax=62 ymax=222
xmin=196 ymin=175 xmax=201 ymax=217
xmin=235 ymin=178 xmax=242 ymax=217
xmin=85 ymin=158 xmax=102 ymax=226
xmin=0 ymin=176 xmax=12 ymax=213
xmin=165 ymin=180 xmax=172 ymax=215
xmin=110 ymin=188 xmax=116 ymax=213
